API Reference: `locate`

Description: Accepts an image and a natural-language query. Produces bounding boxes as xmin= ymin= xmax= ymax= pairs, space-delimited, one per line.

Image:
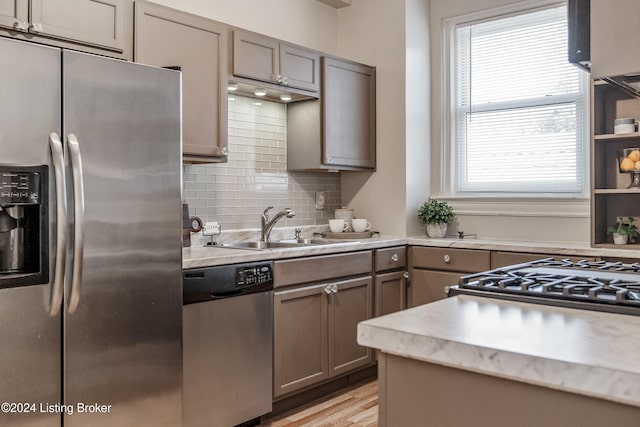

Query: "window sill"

xmin=438 ymin=197 xmax=590 ymax=218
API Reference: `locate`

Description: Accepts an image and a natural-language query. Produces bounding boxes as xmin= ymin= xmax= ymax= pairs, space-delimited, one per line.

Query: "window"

xmin=449 ymin=4 xmax=587 ymax=196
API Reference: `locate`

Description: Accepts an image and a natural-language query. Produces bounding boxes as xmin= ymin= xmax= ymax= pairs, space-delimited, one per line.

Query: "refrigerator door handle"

xmin=67 ymin=133 xmax=84 ymax=314
xmin=48 ymin=132 xmax=67 ymax=316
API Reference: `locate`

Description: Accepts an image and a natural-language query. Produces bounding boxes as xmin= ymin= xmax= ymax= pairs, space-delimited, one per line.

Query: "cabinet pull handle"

xmin=13 ymin=21 xmax=29 ymax=31
xmin=391 ymin=254 xmax=399 ymax=262
xmin=443 ymin=254 xmax=451 ymax=264
xmin=331 ymin=284 xmax=338 ymax=294
xmin=402 ymin=271 xmax=409 ymax=279
xmin=324 ymin=285 xmax=332 ymax=295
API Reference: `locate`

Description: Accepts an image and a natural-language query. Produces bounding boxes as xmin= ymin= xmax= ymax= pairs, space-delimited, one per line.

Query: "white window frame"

xmin=440 ymin=0 xmax=590 ymax=206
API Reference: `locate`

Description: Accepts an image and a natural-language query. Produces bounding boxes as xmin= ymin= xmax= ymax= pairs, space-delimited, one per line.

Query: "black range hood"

xmin=568 ymin=0 xmax=590 ymax=71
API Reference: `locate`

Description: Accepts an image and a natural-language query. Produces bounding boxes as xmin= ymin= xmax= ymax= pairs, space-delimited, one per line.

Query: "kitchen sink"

xmin=216 ymin=238 xmax=359 ymax=251
xmin=218 ymin=241 xmax=304 ymax=250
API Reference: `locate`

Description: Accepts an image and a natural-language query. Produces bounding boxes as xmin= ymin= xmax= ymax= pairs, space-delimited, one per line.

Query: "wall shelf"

xmin=591 ymin=79 xmax=640 ymax=247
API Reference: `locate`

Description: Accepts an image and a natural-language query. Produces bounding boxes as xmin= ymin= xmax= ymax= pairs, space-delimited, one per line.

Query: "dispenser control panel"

xmin=0 ymin=172 xmax=40 ymax=205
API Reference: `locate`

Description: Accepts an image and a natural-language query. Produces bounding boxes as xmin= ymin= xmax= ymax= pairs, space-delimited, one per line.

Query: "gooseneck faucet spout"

xmin=261 ymin=206 xmax=295 ymax=242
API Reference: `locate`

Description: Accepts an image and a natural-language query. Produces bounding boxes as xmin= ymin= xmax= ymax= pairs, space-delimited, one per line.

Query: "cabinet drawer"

xmin=274 ymin=251 xmax=372 ymax=288
xmin=374 ymin=246 xmax=406 ymax=272
xmin=410 ymin=247 xmax=489 ymax=273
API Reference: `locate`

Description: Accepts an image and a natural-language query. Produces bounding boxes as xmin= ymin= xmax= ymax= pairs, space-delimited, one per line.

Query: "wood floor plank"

xmin=260 ymin=380 xmax=378 ymax=427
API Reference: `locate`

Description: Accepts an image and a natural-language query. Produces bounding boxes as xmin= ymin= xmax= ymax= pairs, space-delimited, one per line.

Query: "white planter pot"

xmin=426 ymin=223 xmax=448 ymax=238
xmin=612 ymin=233 xmax=629 ymax=245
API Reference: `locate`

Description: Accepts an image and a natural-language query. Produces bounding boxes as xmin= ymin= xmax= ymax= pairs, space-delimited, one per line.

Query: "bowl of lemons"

xmin=619 ymin=148 xmax=640 ymax=188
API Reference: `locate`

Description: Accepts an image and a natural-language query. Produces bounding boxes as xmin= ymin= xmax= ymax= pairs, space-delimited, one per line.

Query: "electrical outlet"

xmin=315 ymin=191 xmax=326 ymax=210
xmin=202 ymin=222 xmax=221 ymax=236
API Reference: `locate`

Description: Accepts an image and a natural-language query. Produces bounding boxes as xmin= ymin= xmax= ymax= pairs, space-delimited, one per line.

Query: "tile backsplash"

xmin=183 ymin=95 xmax=341 ymax=230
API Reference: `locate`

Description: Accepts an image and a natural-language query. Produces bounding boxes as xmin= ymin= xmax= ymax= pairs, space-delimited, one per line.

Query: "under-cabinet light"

xmin=280 ymin=94 xmax=292 ymax=102
xmin=254 ymin=88 xmax=267 ymax=97
xmin=227 ymin=82 xmax=238 ymax=91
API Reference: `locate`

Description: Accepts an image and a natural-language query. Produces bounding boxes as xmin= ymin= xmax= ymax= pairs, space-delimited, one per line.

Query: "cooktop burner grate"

xmin=451 ymin=258 xmax=640 ymax=314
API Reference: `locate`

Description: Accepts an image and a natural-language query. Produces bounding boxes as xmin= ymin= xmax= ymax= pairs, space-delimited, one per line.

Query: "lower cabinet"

xmin=408 ymin=246 xmax=490 ymax=307
xmin=375 ymin=271 xmax=407 ymax=317
xmin=273 ymin=275 xmax=373 ymax=399
xmin=374 ymin=246 xmax=408 ymax=317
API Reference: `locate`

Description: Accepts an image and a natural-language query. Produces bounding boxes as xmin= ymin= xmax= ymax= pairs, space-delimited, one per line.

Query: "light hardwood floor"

xmin=259 ymin=380 xmax=379 ymax=427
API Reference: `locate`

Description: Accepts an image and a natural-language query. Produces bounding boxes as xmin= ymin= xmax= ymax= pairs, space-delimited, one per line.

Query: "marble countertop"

xmin=358 ymin=295 xmax=640 ymax=408
xmin=408 ymin=236 xmax=640 ymax=258
xmin=183 ymin=234 xmax=640 ymax=269
xmin=182 ymin=235 xmax=407 ymax=269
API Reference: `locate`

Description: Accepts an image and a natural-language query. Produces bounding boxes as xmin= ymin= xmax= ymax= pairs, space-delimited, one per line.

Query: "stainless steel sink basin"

xmin=277 ymin=238 xmax=334 ymax=245
xmin=216 ymin=238 xmax=359 ymax=251
xmin=218 ymin=241 xmax=305 ymax=250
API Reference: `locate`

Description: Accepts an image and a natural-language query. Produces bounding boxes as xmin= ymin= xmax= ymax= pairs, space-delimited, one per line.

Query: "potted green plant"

xmin=418 ymin=198 xmax=455 ymax=238
xmin=607 ymin=216 xmax=639 ymax=245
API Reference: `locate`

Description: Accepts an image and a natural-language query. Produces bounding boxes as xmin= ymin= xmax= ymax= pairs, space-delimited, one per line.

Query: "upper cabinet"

xmin=134 ymin=1 xmax=228 ymax=163
xmin=232 ymin=29 xmax=320 ymax=93
xmin=590 ymin=0 xmax=640 ymax=78
xmin=0 ymin=0 xmax=132 ymax=59
xmin=287 ymin=56 xmax=376 ymax=171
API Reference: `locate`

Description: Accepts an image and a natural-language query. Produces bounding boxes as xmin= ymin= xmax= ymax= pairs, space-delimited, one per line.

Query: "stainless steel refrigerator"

xmin=0 ymin=37 xmax=183 ymax=427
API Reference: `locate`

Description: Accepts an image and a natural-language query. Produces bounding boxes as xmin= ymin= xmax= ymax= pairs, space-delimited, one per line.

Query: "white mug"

xmin=329 ymin=219 xmax=349 ymax=233
xmin=352 ymin=218 xmax=371 ymax=233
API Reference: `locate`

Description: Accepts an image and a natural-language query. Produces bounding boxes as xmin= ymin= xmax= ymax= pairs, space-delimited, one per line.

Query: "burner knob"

xmin=443 ymin=254 xmax=451 ymax=264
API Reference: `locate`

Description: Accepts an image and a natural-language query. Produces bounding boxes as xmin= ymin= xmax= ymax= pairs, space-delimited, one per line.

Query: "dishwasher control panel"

xmin=183 ymin=261 xmax=274 ymax=304
xmin=236 ymin=264 xmax=273 ymax=288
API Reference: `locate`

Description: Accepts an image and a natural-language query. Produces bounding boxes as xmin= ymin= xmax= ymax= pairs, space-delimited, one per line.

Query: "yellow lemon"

xmin=621 ymin=157 xmax=635 ymax=171
xmin=628 ymin=149 xmax=640 ymax=162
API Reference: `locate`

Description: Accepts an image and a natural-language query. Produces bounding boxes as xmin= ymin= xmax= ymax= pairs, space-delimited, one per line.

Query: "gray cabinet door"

xmin=322 ymin=57 xmax=376 ymax=169
xmin=233 ymin=29 xmax=279 ymax=84
xmin=135 ymin=1 xmax=228 ymax=161
xmin=274 ymin=283 xmax=329 ymax=398
xmin=591 ymin=0 xmax=640 ymax=78
xmin=0 ymin=0 xmax=28 ymax=31
xmin=375 ymin=271 xmax=406 ymax=317
xmin=30 ymin=0 xmax=127 ymax=52
xmin=280 ymin=43 xmax=320 ymax=92
xmin=329 ymin=276 xmax=373 ymax=377
xmin=409 ymin=269 xmax=460 ymax=307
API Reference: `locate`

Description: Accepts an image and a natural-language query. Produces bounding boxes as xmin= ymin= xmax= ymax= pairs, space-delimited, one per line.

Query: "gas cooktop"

xmin=447 ymin=258 xmax=640 ymax=316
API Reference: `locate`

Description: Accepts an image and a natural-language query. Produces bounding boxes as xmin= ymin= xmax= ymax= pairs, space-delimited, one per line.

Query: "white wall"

xmin=338 ymin=0 xmax=431 ymax=237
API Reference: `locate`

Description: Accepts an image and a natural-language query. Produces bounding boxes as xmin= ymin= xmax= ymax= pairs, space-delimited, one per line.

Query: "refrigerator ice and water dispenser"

xmin=0 ymin=166 xmax=48 ymax=285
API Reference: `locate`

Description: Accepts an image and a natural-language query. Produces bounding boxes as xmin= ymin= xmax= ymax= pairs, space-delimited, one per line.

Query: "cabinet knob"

xmin=29 ymin=22 xmax=43 ymax=33
xmin=331 ymin=284 xmax=338 ymax=293
xmin=324 ymin=285 xmax=332 ymax=295
xmin=275 ymin=74 xmax=283 ymax=83
xmin=221 ymin=146 xmax=229 ymax=156
xmin=281 ymin=76 xmax=289 ymax=86
xmin=576 ymin=49 xmax=582 ymax=55
xmin=402 ymin=271 xmax=409 ymax=279
xmin=391 ymin=254 xmax=399 ymax=262
xmin=13 ymin=21 xmax=29 ymax=31
xmin=443 ymin=254 xmax=451 ymax=264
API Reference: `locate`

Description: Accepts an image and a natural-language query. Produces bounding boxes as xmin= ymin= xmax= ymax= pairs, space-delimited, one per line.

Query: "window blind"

xmin=453 ymin=5 xmax=585 ymax=194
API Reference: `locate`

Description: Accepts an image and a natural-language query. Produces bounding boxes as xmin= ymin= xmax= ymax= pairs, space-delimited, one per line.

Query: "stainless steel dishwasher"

xmin=183 ymin=261 xmax=274 ymax=427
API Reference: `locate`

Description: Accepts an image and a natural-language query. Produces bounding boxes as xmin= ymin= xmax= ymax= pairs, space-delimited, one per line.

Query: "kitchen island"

xmin=358 ymin=295 xmax=640 ymax=426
